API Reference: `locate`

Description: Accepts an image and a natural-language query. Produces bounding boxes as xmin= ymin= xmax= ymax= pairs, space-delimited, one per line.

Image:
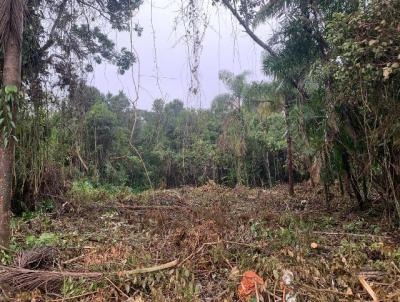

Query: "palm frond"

xmin=253 ymin=0 xmax=295 ymax=27
xmin=0 ymin=0 xmax=25 ymax=46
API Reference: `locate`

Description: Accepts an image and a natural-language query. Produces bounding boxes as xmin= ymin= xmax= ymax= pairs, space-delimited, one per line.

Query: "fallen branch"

xmin=121 ymin=259 xmax=178 ymax=275
xmin=300 ymin=284 xmax=348 ymax=296
xmin=223 ymin=240 xmax=263 ymax=249
xmin=115 ymin=204 xmax=186 ymax=211
xmin=359 ymin=276 xmax=379 ymax=301
xmin=313 ymin=231 xmax=390 ymax=239
xmin=50 ymin=290 xmax=98 ymax=301
xmin=0 ymin=244 xmax=12 ymax=252
xmin=62 ymin=250 xmax=97 ymax=265
xmin=105 ymin=276 xmax=129 ymax=299
xmin=179 ymin=242 xmax=220 ymax=266
xmin=100 ymin=202 xmax=193 ymax=212
xmin=0 ymin=266 xmax=102 ymax=291
xmin=0 ymin=259 xmax=178 ymax=291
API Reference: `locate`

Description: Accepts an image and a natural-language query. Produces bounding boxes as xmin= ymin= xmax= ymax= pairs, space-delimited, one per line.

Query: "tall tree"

xmin=0 ymin=0 xmax=24 ymax=246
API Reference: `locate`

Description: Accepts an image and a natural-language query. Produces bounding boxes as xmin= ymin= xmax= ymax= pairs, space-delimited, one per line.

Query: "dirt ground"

xmin=1 ymin=182 xmax=400 ymax=301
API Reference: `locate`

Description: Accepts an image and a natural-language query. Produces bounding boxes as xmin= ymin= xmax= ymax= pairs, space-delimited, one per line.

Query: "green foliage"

xmin=0 ymin=250 xmax=12 ymax=265
xmin=62 ymin=278 xmax=98 ymax=298
xmin=327 ymin=1 xmax=400 ymax=84
xmin=0 ymin=85 xmax=19 ymax=147
xmin=25 ymin=232 xmax=59 ymax=247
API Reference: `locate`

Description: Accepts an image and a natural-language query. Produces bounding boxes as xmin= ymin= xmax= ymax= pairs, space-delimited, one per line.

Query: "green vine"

xmin=0 ymin=85 xmax=19 ymax=147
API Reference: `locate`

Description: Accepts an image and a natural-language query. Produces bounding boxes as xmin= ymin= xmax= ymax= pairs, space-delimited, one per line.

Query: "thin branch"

xmin=220 ymin=0 xmax=309 ymax=101
xmin=39 ymin=0 xmax=69 ymax=54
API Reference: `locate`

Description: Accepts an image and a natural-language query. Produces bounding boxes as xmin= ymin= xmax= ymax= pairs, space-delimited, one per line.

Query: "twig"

xmin=223 ymin=240 xmax=262 ymax=249
xmin=50 ymin=291 xmax=98 ymax=301
xmin=114 ymin=204 xmax=188 ymax=211
xmin=0 ymin=244 xmax=12 ymax=252
xmin=179 ymin=242 xmax=219 ymax=266
xmin=300 ymin=284 xmax=348 ymax=296
xmin=265 ymin=288 xmax=281 ymax=301
xmin=122 ymin=259 xmax=178 ymax=275
xmin=391 ymin=261 xmax=400 ymax=274
xmin=359 ymin=276 xmax=379 ymax=301
xmin=255 ymin=282 xmax=260 ymax=302
xmin=105 ymin=276 xmax=129 ymax=299
xmin=62 ymin=250 xmax=96 ymax=265
xmin=313 ymin=231 xmax=390 ymax=239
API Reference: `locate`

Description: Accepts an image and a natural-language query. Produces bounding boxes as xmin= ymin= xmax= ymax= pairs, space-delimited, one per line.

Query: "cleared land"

xmin=1 ymin=183 xmax=400 ymax=301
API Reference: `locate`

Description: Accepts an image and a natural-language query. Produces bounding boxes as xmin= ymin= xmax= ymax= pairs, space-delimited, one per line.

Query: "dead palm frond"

xmin=0 ymin=0 xmax=25 ymax=46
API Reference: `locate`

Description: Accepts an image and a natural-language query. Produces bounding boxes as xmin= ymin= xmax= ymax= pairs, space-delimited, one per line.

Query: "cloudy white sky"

xmin=89 ymin=0 xmax=273 ymax=110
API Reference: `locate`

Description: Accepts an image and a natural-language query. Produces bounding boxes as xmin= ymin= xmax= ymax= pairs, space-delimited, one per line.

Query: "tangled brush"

xmin=0 ymin=246 xmax=100 ymax=291
xmin=0 ymin=245 xmax=177 ymax=292
xmin=14 ymin=246 xmax=59 ymax=269
xmin=0 ymin=266 xmax=101 ymax=291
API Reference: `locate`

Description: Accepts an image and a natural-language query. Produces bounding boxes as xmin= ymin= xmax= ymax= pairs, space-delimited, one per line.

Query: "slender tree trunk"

xmin=338 ymin=173 xmax=344 ymax=196
xmin=236 ymin=158 xmax=242 ymax=185
xmin=0 ymin=17 xmax=23 ymax=246
xmin=322 ymin=150 xmax=332 ymax=209
xmin=284 ymin=97 xmax=294 ymax=196
xmin=342 ymin=151 xmax=364 ymax=209
xmin=264 ymin=152 xmax=272 ymax=187
xmin=362 ymin=176 xmax=368 ymax=203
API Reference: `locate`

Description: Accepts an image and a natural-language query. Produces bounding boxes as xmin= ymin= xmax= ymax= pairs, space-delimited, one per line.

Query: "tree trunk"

xmin=284 ymin=97 xmax=294 ymax=196
xmin=342 ymin=151 xmax=364 ymax=209
xmin=264 ymin=152 xmax=272 ymax=188
xmin=338 ymin=173 xmax=345 ymax=196
xmin=0 ymin=21 xmax=23 ymax=246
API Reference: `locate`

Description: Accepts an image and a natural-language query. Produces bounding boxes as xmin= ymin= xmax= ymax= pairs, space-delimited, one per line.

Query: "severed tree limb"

xmin=0 ymin=259 xmax=178 ymax=291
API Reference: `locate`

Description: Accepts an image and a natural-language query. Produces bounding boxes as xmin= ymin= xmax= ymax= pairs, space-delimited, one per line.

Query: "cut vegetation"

xmin=1 ymin=182 xmax=399 ymax=301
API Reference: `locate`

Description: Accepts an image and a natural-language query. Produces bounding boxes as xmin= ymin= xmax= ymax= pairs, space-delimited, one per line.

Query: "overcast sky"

xmin=89 ymin=0 xmax=272 ymax=110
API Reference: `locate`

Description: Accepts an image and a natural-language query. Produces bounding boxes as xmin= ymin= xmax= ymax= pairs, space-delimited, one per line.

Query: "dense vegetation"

xmin=15 ymin=72 xmax=290 ymax=194
xmin=5 ymin=0 xmax=398 ymax=219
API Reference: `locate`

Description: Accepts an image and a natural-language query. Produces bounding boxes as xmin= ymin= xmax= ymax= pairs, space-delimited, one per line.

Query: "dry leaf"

xmin=229 ymin=266 xmax=240 ymax=280
xmin=345 ymin=287 xmax=353 ymax=296
xmin=238 ymin=271 xmax=264 ymax=302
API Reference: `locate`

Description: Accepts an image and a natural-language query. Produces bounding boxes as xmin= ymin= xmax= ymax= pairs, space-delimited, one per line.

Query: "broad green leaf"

xmin=4 ymin=85 xmax=17 ymax=94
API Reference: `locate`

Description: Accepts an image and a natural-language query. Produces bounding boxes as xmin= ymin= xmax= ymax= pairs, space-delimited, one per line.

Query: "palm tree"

xmin=213 ymin=71 xmax=250 ymax=185
xmin=0 ymin=0 xmax=24 ymax=247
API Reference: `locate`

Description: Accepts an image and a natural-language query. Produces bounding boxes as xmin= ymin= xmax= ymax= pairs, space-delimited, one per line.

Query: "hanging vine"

xmin=0 ymin=85 xmax=19 ymax=148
